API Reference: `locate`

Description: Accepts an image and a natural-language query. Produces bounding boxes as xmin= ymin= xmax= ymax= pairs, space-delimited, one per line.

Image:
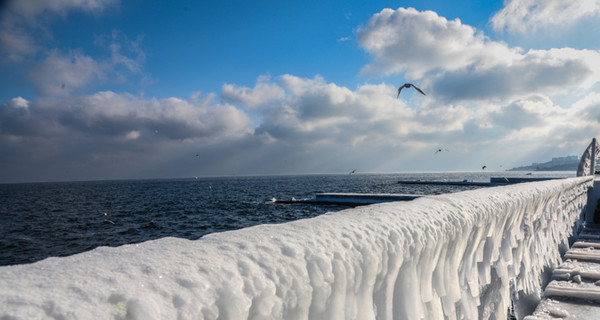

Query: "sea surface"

xmin=0 ymin=172 xmax=574 ymax=267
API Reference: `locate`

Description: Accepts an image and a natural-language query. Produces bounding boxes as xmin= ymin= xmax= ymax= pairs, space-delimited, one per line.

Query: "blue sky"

xmin=2 ymin=0 xmax=600 ymax=182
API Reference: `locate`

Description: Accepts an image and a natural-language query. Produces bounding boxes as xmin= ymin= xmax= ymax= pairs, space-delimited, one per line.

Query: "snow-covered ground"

xmin=0 ymin=177 xmax=593 ymax=319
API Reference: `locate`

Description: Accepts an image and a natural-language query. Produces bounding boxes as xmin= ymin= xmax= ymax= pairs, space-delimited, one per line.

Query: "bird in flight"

xmin=434 ymin=148 xmax=449 ymax=154
xmin=482 ymin=165 xmax=487 ymax=170
xmin=397 ymin=83 xmax=426 ymax=97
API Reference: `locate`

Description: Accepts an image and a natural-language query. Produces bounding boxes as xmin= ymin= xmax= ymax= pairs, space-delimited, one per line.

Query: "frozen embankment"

xmin=0 ymin=177 xmax=593 ymax=320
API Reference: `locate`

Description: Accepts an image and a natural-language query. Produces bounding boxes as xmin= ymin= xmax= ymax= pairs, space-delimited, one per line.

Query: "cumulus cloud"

xmin=428 ymin=48 xmax=600 ymax=102
xmin=221 ymin=76 xmax=285 ymax=108
xmin=357 ymin=7 xmax=600 ymax=103
xmin=357 ymin=8 xmax=517 ymax=78
xmin=217 ymin=74 xmax=589 ymax=156
xmin=245 ymin=75 xmax=423 ymax=146
xmin=1 ymin=92 xmax=249 ymax=153
xmin=280 ymin=74 xmax=327 ymax=95
xmin=491 ymin=0 xmax=600 ymax=34
xmin=28 ymin=50 xmax=103 ymax=95
xmin=238 ymin=75 xmax=594 ymax=175
xmin=491 ymin=95 xmax=564 ymax=131
xmin=217 ymin=75 xmax=500 ymax=154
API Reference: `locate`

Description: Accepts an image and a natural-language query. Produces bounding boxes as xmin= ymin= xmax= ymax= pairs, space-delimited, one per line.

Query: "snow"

xmin=0 ymin=176 xmax=593 ymax=319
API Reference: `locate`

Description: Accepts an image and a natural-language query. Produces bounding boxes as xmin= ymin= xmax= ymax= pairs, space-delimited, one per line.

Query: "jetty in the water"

xmin=398 ymin=176 xmax=562 ymax=187
xmin=276 ymin=193 xmax=422 ymax=206
xmin=276 ymin=177 xmax=565 ymax=206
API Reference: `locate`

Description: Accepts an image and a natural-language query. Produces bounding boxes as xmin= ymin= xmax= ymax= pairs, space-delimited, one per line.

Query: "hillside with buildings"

xmin=509 ymin=156 xmax=579 ymax=171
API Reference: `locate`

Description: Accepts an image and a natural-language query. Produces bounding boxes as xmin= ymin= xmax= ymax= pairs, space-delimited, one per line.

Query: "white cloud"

xmin=491 ymin=95 xmax=565 ymax=134
xmin=221 ymin=76 xmax=285 ymax=108
xmin=428 ymin=48 xmax=600 ymax=102
xmin=491 ymin=0 xmax=600 ymax=34
xmin=216 ymin=74 xmax=590 ymax=156
xmin=357 ymin=7 xmax=600 ymax=103
xmin=7 ymin=96 xmax=30 ymax=109
xmin=1 ymin=91 xmax=251 ymax=142
xmin=123 ymin=130 xmax=140 ymax=140
xmin=221 ymin=75 xmax=475 ymax=149
xmin=29 ymin=50 xmax=104 ymax=95
xmin=357 ymin=8 xmax=517 ymax=79
xmin=280 ymin=74 xmax=327 ymax=96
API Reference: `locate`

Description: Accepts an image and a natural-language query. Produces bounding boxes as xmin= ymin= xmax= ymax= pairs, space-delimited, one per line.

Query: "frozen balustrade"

xmin=0 ymin=177 xmax=593 ymax=319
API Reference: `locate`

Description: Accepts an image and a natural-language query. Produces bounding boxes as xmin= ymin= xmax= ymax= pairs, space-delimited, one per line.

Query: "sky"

xmin=1 ymin=0 xmax=600 ymax=183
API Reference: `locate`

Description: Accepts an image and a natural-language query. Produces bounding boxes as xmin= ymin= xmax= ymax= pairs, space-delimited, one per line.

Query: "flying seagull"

xmin=434 ymin=148 xmax=449 ymax=154
xmin=397 ymin=83 xmax=426 ymax=98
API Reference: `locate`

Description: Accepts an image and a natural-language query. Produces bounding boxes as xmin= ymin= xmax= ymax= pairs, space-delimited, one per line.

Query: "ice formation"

xmin=0 ymin=177 xmax=593 ymax=319
xmin=577 ymin=138 xmax=600 ymax=177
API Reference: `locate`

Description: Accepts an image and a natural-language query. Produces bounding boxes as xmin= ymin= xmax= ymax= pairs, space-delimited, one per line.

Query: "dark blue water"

xmin=0 ymin=172 xmax=573 ymax=266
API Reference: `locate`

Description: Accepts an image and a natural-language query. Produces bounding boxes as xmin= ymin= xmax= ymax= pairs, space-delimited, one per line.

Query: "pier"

xmin=276 ymin=177 xmax=565 ymax=206
xmin=276 ymin=192 xmax=422 ymax=206
xmin=398 ymin=176 xmax=562 ymax=187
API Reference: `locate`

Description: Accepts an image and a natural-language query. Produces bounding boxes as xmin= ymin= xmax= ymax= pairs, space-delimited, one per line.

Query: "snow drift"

xmin=0 ymin=177 xmax=593 ymax=319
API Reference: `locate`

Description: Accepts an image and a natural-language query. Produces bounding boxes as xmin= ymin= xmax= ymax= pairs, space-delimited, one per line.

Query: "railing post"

xmin=591 ymin=137 xmax=598 ymax=176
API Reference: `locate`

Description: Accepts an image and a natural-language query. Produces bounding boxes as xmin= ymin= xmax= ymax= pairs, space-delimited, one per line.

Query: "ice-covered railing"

xmin=577 ymin=137 xmax=600 ymax=177
xmin=0 ymin=177 xmax=593 ymax=319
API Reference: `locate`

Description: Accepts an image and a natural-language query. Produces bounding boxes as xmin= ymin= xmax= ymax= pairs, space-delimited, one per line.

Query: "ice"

xmin=577 ymin=138 xmax=600 ymax=177
xmin=0 ymin=177 xmax=593 ymax=319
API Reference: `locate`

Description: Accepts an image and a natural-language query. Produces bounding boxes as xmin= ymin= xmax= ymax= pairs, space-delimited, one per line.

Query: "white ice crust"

xmin=0 ymin=177 xmax=593 ymax=319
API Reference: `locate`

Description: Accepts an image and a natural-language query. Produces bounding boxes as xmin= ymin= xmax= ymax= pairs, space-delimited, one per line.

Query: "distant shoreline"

xmin=509 ymin=157 xmax=579 ymax=172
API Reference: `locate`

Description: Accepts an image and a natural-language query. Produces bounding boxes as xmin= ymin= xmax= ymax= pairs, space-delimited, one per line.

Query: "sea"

xmin=0 ymin=171 xmax=575 ymax=267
